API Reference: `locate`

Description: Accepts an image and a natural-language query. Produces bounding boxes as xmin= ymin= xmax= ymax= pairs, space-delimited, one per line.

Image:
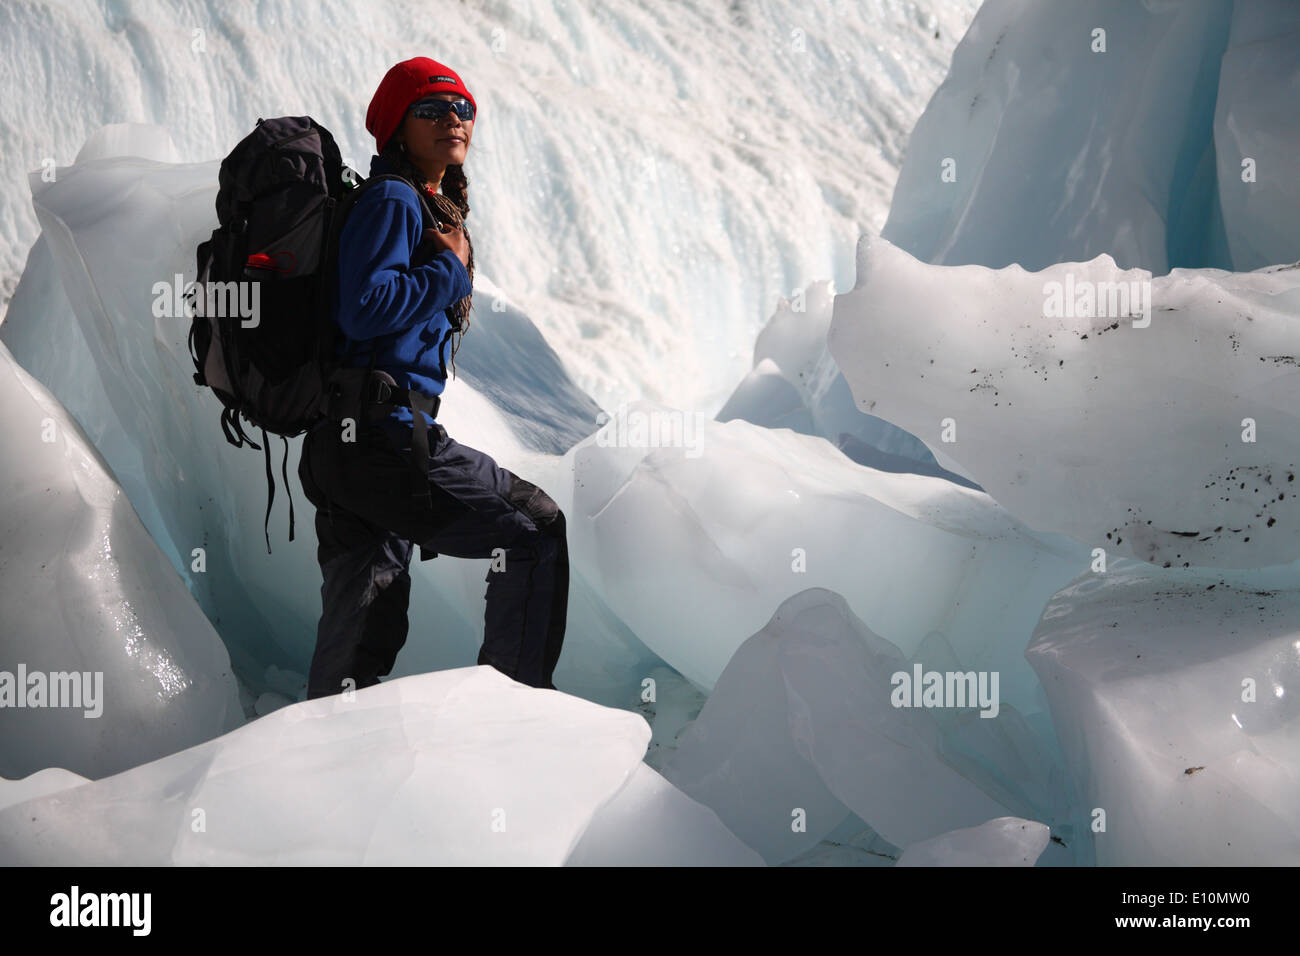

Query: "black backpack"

xmin=189 ymin=116 xmax=441 ymax=554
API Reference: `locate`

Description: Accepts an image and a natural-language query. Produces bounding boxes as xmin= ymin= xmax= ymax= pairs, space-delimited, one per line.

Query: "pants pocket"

xmin=505 ymin=473 xmax=562 ymax=534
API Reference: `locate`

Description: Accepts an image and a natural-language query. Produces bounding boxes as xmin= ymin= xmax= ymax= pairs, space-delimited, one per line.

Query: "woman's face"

xmin=398 ymin=92 xmax=473 ymax=172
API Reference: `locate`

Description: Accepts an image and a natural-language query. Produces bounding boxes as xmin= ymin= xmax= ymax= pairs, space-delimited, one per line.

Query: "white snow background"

xmin=0 ymin=0 xmax=1297 ymax=866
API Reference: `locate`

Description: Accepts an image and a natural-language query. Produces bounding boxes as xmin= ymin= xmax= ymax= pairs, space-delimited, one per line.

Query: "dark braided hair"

xmin=380 ymin=137 xmax=473 ymax=378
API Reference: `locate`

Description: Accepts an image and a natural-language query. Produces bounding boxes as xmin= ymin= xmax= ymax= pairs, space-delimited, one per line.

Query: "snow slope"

xmin=0 ymin=0 xmax=977 ymax=414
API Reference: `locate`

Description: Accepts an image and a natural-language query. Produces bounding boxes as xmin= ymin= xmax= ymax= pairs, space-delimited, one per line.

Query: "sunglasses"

xmin=409 ymin=97 xmax=476 ymax=123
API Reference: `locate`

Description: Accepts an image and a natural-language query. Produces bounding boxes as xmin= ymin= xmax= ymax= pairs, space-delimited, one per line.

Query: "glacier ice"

xmin=449 ymin=273 xmax=604 ymax=454
xmin=0 ymin=671 xmax=764 ymax=868
xmin=883 ymin=0 xmax=1298 ymax=275
xmin=896 ymin=816 xmax=1050 ymax=867
xmin=0 ymin=769 xmax=90 ymax=814
xmin=781 ymin=813 xmax=902 ymax=866
xmin=659 ymin=588 xmax=1067 ymax=864
xmin=716 ymin=278 xmax=979 ymax=486
xmin=2 ymin=131 xmax=663 ymax=709
xmin=0 ymin=339 xmax=241 ymax=779
xmin=815 ymin=0 xmax=1300 ymax=866
xmin=570 ymin=401 xmax=1090 ymax=708
xmin=3 ymin=0 xmax=1295 ymax=868
xmin=1213 ymin=1 xmax=1300 ymax=272
xmin=0 ymin=666 xmax=654 ymax=865
xmin=564 ymin=762 xmax=762 ymax=866
xmin=829 ymin=234 xmax=1300 ymax=570
xmin=1026 ymin=559 xmax=1300 ymax=865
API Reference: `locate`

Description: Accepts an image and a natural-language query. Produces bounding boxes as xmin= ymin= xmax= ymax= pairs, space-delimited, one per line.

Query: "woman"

xmin=298 ymin=57 xmax=568 ymax=699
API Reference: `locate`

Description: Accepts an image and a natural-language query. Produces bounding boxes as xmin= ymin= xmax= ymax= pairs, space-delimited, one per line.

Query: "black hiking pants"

xmin=297 ymin=415 xmax=568 ymax=699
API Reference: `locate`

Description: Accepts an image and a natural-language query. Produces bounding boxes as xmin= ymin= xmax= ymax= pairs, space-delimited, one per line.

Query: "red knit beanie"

xmin=365 ymin=57 xmax=477 ymax=154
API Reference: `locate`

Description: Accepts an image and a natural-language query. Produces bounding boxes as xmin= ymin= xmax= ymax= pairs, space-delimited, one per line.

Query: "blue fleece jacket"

xmin=333 ymin=154 xmax=472 ymax=434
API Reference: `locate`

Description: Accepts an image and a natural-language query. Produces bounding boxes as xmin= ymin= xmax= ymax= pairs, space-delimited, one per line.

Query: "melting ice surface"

xmin=3 ymin=0 xmax=1300 ymax=864
xmin=829 ymin=235 xmax=1300 ymax=570
xmin=0 ymin=666 xmax=756 ymax=866
xmin=882 ymin=0 xmax=1300 ymax=274
xmin=1026 ymin=560 xmax=1300 ymax=865
xmin=0 ymin=338 xmax=241 ymax=780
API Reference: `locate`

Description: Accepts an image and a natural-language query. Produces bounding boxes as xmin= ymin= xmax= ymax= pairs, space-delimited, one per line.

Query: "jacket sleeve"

xmin=334 ymin=184 xmax=472 ymax=341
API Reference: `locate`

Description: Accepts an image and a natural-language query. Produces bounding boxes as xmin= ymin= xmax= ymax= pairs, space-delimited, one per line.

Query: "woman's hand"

xmin=423 ymin=224 xmax=470 ymax=268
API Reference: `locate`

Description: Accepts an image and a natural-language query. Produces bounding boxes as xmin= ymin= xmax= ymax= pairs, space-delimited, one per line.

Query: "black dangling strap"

xmin=220 ymin=407 xmax=240 ymax=446
xmin=281 ymin=435 xmax=295 ymax=542
xmin=261 ymin=426 xmax=275 ymax=554
xmin=224 ymin=408 xmax=262 ymax=451
xmin=221 ymin=406 xmax=262 ymax=450
xmin=240 ymin=419 xmax=262 ymax=450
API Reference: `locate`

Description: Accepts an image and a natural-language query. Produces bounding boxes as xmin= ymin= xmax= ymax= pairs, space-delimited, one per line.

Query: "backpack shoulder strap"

xmin=325 ymin=173 xmax=444 ymax=501
xmin=346 ymin=173 xmax=437 ymax=226
xmin=318 ymin=172 xmax=412 ymax=342
xmin=322 ymin=172 xmax=437 ymax=288
xmin=322 ymin=170 xmax=442 ymax=349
